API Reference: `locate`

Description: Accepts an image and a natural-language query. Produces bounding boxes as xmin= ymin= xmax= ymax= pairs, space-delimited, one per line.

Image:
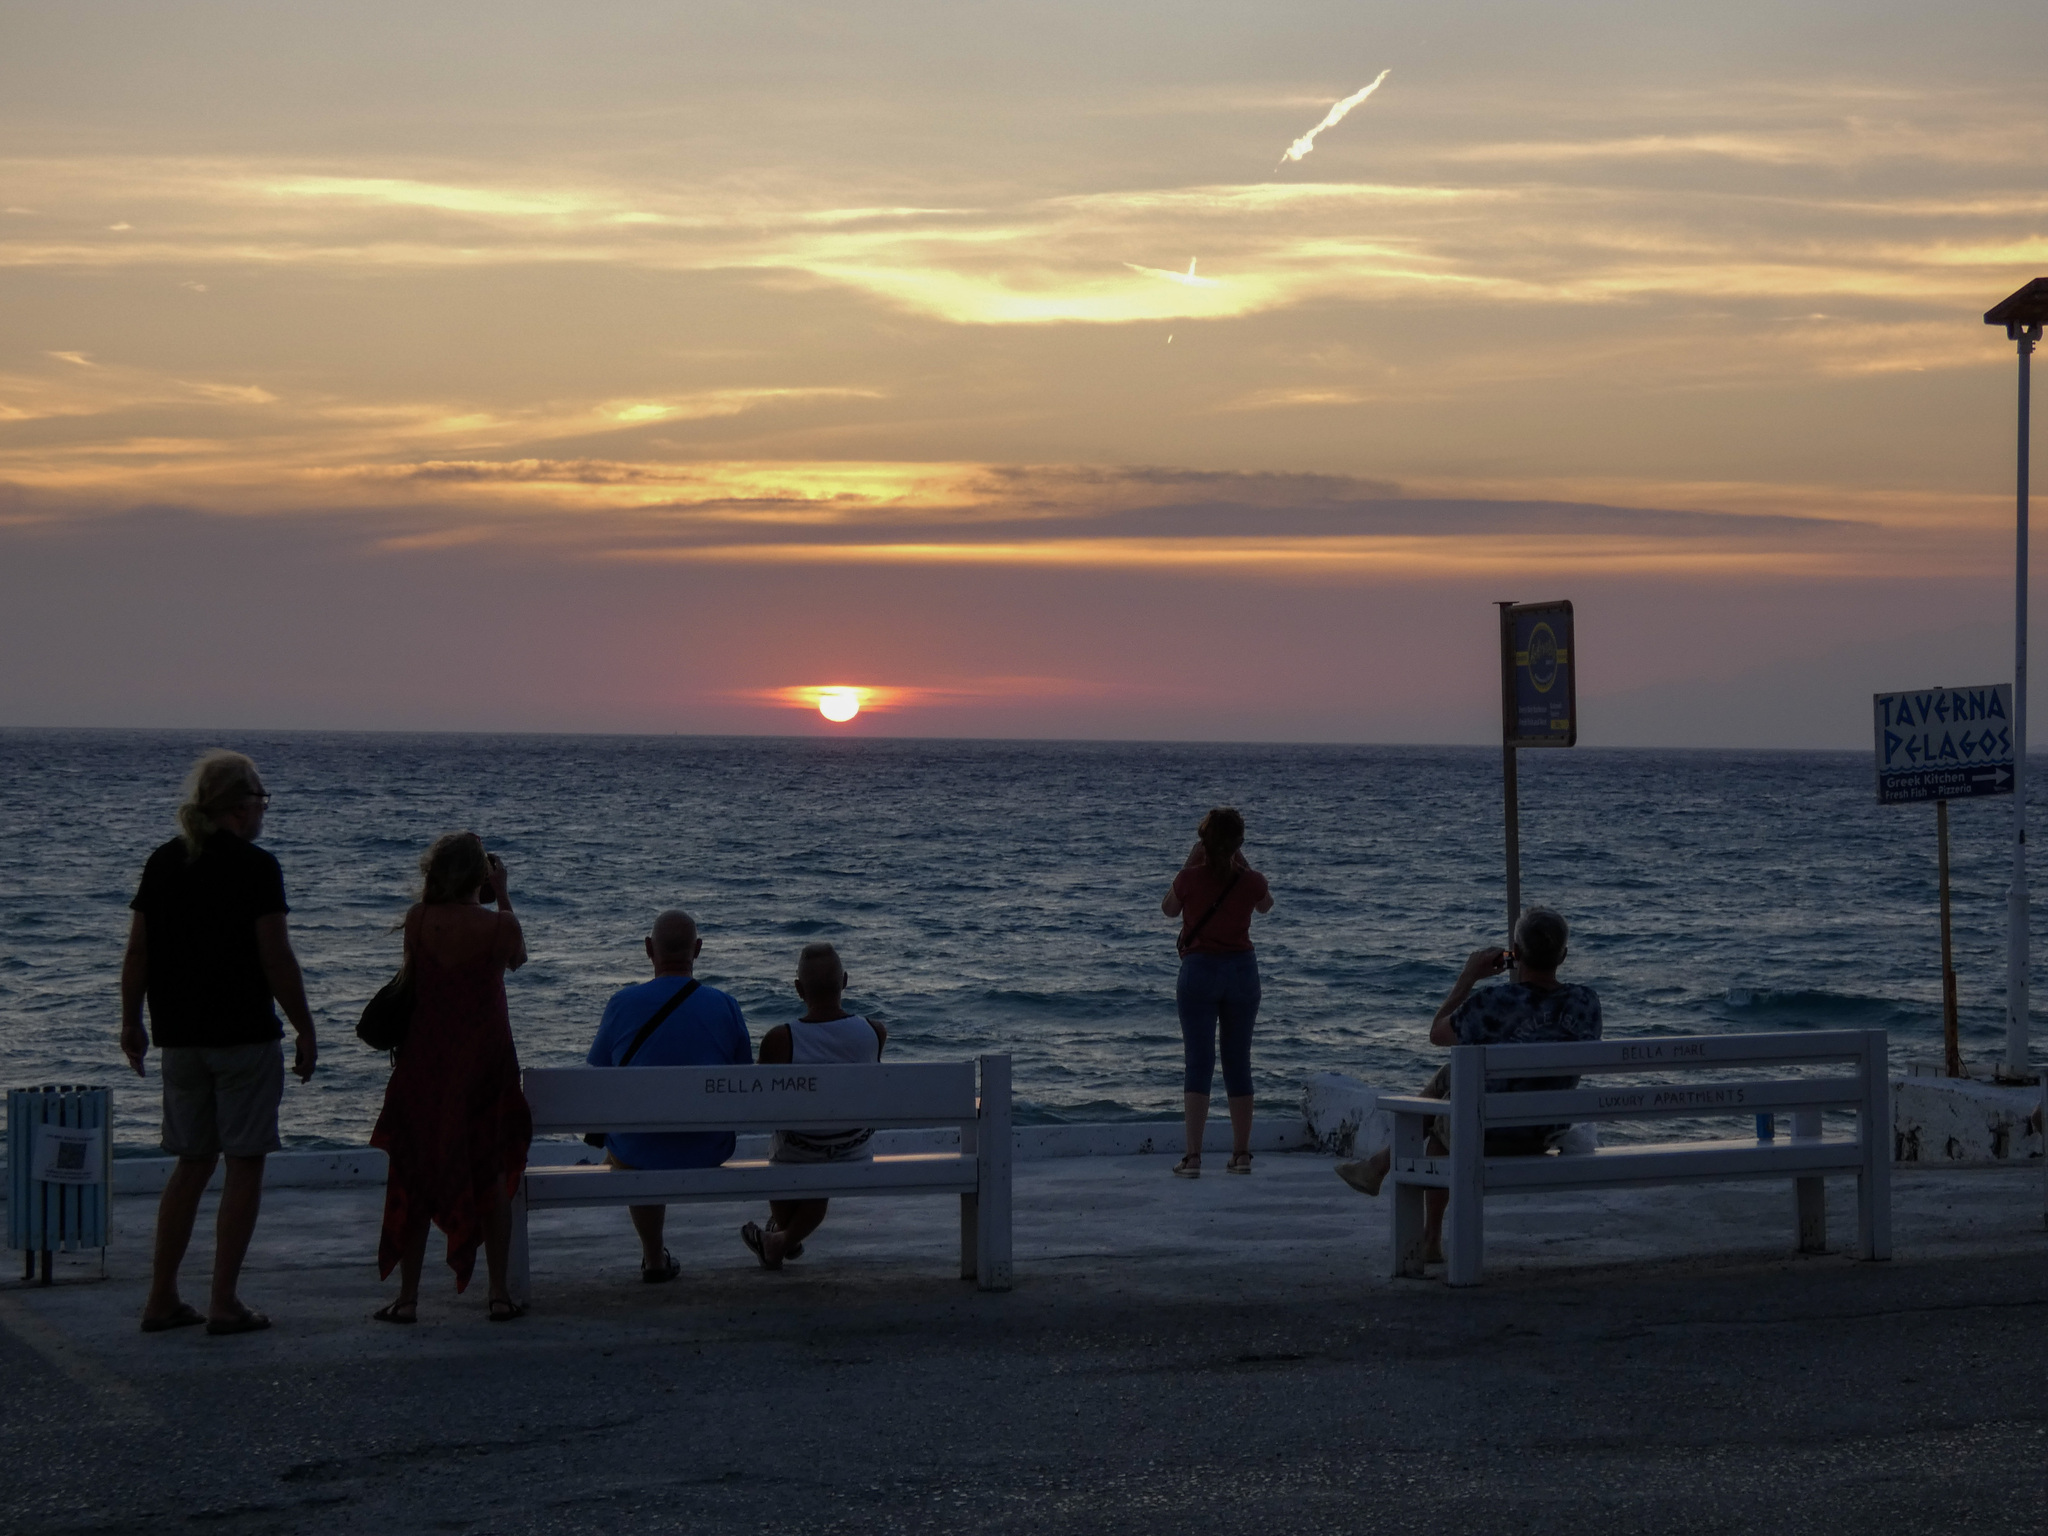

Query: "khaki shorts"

xmin=1418 ymin=1063 xmax=1555 ymax=1158
xmin=160 ymin=1043 xmax=284 ymax=1159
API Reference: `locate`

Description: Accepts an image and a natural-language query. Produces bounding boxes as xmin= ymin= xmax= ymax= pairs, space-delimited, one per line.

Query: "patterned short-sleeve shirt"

xmin=1449 ymin=981 xmax=1602 ymax=1093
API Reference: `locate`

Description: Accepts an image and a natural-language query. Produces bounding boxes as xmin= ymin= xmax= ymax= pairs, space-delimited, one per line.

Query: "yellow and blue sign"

xmin=1874 ymin=684 xmax=2013 ymax=804
xmin=1502 ymin=600 xmax=1576 ymax=748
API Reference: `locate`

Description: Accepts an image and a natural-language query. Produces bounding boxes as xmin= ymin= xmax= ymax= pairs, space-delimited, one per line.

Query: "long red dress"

xmin=370 ymin=903 xmax=532 ymax=1291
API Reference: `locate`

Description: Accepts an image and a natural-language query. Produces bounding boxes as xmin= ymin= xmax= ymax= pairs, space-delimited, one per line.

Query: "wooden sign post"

xmin=1873 ymin=683 xmax=2014 ymax=1079
xmin=1938 ymin=800 xmax=1961 ymax=1077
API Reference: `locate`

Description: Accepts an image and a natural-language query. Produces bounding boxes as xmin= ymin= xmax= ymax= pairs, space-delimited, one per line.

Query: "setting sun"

xmin=818 ymin=688 xmax=862 ymax=723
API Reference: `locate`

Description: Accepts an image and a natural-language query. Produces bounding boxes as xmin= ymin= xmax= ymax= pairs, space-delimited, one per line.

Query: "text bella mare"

xmin=702 ymin=1072 xmax=821 ymax=1095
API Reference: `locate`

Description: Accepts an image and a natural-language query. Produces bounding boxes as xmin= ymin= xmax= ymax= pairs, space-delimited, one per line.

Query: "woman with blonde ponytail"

xmin=120 ymin=750 xmax=318 ymax=1336
xmin=1159 ymin=807 xmax=1274 ymax=1178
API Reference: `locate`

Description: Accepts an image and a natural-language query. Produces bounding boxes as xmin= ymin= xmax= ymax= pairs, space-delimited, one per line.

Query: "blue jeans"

xmin=1176 ymin=950 xmax=1260 ymax=1098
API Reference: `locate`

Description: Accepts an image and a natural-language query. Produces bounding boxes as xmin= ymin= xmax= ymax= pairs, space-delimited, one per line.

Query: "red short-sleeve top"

xmin=1171 ymin=865 xmax=1270 ymax=955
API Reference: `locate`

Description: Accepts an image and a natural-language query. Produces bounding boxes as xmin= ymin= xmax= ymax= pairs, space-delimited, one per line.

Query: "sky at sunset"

xmin=2 ymin=0 xmax=2044 ymax=745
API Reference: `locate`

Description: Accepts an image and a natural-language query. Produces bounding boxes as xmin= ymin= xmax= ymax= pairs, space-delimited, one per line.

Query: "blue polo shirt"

xmin=586 ymin=975 xmax=752 ymax=1169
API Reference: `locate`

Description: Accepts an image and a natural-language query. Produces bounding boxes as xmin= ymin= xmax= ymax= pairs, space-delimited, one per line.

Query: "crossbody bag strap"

xmin=617 ymin=978 xmax=701 ymax=1067
xmin=1178 ymin=869 xmax=1244 ymax=953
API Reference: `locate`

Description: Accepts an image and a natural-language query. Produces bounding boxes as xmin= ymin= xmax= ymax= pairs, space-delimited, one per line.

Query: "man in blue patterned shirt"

xmin=1335 ymin=907 xmax=1600 ymax=1262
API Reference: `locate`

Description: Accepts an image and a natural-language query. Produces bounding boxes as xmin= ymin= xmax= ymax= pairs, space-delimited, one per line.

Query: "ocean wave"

xmin=1715 ymin=987 xmax=1922 ymax=1028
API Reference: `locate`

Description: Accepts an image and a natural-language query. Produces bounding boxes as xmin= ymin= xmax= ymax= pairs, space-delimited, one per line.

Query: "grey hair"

xmin=176 ymin=750 xmax=261 ymax=860
xmin=1512 ymin=907 xmax=1569 ymax=972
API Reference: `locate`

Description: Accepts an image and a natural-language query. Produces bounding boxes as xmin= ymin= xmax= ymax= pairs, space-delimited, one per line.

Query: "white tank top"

xmin=772 ymin=1015 xmax=881 ymax=1161
xmin=788 ymin=1015 xmax=881 ymax=1064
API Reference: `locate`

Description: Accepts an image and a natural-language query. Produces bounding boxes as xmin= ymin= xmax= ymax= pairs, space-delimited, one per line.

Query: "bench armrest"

xmin=1377 ymin=1095 xmax=1445 ymax=1118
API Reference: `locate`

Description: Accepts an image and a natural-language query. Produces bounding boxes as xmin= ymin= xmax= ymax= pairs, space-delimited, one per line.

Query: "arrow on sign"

xmin=1968 ymin=767 xmax=2014 ymax=788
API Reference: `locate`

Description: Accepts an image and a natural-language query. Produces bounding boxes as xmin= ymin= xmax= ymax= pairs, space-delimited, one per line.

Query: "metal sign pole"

xmin=2009 ymin=325 xmax=2034 ymax=1080
xmin=1497 ymin=601 xmax=1521 ymax=935
xmin=1939 ymin=798 xmax=1960 ymax=1079
xmin=1504 ymin=744 xmax=1521 ymax=936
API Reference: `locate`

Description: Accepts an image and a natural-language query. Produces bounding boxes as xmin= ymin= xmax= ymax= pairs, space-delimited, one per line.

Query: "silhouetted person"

xmin=741 ymin=943 xmax=887 ymax=1269
xmin=371 ymin=832 xmax=532 ymax=1322
xmin=121 ymin=750 xmax=317 ymax=1336
xmin=1161 ymin=807 xmax=1274 ymax=1176
xmin=1336 ymin=907 xmax=1601 ymax=1264
xmin=587 ymin=910 xmax=751 ymax=1283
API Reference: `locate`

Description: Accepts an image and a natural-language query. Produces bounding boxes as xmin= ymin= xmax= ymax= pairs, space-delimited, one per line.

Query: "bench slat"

xmin=1482 ymin=1075 xmax=1864 ymax=1126
xmin=1480 ymin=1135 xmax=1866 ymax=1191
xmin=523 ymin=1152 xmax=979 ymax=1208
xmin=521 ymin=1062 xmax=978 ymax=1135
xmin=1483 ymin=1031 xmax=1870 ymax=1075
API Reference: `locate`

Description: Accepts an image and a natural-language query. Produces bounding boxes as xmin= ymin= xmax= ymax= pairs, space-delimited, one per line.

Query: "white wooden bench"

xmin=1382 ymin=1029 xmax=1890 ymax=1286
xmin=508 ymin=1054 xmax=1012 ymax=1300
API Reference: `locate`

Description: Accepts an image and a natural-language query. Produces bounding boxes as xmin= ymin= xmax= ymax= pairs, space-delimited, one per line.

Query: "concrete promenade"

xmin=0 ymin=1151 xmax=2043 ymax=1534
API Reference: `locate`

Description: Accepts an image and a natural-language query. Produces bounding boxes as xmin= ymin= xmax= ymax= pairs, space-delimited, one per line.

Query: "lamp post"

xmin=1985 ymin=278 xmax=2048 ymax=1082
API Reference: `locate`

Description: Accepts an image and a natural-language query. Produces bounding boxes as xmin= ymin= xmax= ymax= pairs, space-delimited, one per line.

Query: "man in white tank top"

xmin=739 ymin=943 xmax=887 ymax=1270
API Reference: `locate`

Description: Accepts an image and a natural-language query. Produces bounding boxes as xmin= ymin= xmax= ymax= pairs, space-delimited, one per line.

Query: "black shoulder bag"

xmin=1176 ymin=870 xmax=1243 ymax=958
xmin=582 ymin=978 xmax=701 ymax=1149
xmin=357 ymin=964 xmax=415 ymax=1052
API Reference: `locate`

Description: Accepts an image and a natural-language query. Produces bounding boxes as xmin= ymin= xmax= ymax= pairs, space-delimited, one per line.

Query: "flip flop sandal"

xmin=140 ymin=1303 xmax=205 ymax=1333
xmin=739 ymin=1221 xmax=782 ymax=1271
xmin=641 ymin=1250 xmax=682 ymax=1284
xmin=764 ymin=1224 xmax=803 ymax=1261
xmin=205 ymin=1309 xmax=272 ymax=1336
xmin=1227 ymin=1152 xmax=1253 ymax=1174
xmin=487 ymin=1298 xmax=528 ymax=1322
xmin=1172 ymin=1154 xmax=1201 ymax=1178
xmin=372 ymin=1301 xmax=418 ymax=1325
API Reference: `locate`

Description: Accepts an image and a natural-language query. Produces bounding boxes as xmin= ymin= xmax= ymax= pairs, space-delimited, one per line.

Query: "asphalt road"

xmin=0 ymin=1160 xmax=2041 ymax=1534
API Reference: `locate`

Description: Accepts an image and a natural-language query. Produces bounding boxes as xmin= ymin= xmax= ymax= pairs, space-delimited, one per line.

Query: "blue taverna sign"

xmin=1874 ymin=684 xmax=2014 ymax=804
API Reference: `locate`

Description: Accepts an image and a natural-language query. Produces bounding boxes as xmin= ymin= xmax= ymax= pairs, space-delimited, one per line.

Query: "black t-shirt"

xmin=130 ymin=832 xmax=289 ymax=1048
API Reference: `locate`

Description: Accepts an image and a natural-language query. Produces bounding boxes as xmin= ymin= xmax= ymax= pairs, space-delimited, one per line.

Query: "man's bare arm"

xmin=758 ymin=1024 xmax=793 ymax=1065
xmin=1429 ymin=946 xmax=1509 ymax=1047
xmin=119 ymin=913 xmax=149 ymax=1076
xmin=256 ymin=914 xmax=318 ymax=1082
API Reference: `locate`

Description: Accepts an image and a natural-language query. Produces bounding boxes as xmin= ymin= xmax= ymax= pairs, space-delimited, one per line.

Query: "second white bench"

xmin=508 ymin=1054 xmax=1012 ymax=1300
xmin=1381 ymin=1029 xmax=1890 ymax=1285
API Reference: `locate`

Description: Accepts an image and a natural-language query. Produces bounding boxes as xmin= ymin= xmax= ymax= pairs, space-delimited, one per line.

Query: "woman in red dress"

xmin=370 ymin=832 xmax=532 ymax=1323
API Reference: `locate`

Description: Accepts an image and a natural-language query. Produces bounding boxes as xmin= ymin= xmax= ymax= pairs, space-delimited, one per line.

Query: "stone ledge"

xmin=1893 ymin=1076 xmax=2046 ymax=1166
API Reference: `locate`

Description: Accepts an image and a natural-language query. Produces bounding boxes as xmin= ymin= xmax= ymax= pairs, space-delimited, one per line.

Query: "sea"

xmin=2 ymin=729 xmax=2041 ymax=1157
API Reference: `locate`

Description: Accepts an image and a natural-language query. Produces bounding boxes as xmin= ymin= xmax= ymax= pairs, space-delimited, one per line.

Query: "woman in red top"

xmin=1160 ymin=807 xmax=1274 ymax=1176
xmin=369 ymin=832 xmax=532 ymax=1323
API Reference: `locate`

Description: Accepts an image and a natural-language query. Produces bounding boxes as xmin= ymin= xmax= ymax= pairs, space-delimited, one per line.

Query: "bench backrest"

xmin=1459 ymin=1029 xmax=1887 ymax=1130
xmin=522 ymin=1061 xmax=981 ymax=1136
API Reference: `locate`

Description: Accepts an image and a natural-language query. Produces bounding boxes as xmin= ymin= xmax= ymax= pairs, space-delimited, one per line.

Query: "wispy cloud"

xmin=6 ymin=456 xmax=2000 ymax=584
